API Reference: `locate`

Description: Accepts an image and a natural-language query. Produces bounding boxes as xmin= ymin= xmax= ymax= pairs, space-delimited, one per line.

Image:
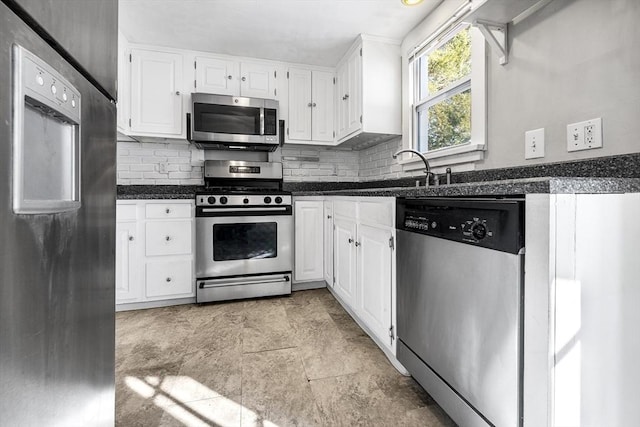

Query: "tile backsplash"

xmin=117 ymin=142 xmax=204 ymax=185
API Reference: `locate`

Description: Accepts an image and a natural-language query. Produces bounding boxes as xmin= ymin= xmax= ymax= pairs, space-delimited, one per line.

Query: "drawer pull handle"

xmin=128 ymin=235 xmax=134 ymax=241
xmin=166 ymin=277 xmax=172 ymax=282
xmin=165 ymin=208 xmax=171 ymax=214
xmin=165 ymin=236 xmax=171 ymax=242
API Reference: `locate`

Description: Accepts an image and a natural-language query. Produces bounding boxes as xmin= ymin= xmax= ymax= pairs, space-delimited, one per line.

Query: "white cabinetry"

xmin=115 ymin=200 xmax=195 ymax=310
xmin=323 ymin=200 xmax=334 ymax=286
xmin=294 ymin=198 xmax=324 ymax=283
xmin=130 ymin=48 xmax=184 ymax=137
xmin=194 ymin=57 xmax=277 ymax=99
xmin=331 ymin=197 xmax=395 ymax=352
xmin=287 ymin=67 xmax=335 ymax=144
xmin=194 ymin=56 xmax=239 ymax=95
xmin=335 ymin=36 xmax=401 ymax=146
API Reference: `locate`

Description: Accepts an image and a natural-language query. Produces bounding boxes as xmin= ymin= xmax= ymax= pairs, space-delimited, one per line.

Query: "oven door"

xmin=196 ymin=213 xmax=293 ymax=279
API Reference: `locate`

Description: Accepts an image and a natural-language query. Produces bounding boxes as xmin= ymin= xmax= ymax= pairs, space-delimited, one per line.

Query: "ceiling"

xmin=118 ymin=0 xmax=443 ymax=67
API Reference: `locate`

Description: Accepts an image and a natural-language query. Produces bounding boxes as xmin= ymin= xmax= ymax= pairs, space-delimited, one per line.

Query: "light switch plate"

xmin=525 ymin=128 xmax=545 ymax=159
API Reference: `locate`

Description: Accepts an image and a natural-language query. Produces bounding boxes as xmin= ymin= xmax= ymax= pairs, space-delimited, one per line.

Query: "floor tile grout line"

xmin=242 ymin=345 xmax=299 ymax=355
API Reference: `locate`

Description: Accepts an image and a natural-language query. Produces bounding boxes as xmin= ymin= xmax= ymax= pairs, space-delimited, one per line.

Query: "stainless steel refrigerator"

xmin=0 ymin=1 xmax=118 ymax=425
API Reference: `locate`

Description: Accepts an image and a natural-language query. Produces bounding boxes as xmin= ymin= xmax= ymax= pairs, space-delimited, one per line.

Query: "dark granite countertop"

xmin=289 ymin=177 xmax=640 ymax=197
xmin=117 ymin=185 xmax=203 ymax=200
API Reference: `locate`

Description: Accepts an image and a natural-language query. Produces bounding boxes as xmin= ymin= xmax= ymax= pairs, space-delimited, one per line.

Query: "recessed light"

xmin=401 ymin=0 xmax=425 ymax=5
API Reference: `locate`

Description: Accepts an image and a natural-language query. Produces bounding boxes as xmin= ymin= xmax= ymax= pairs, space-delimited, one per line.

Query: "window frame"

xmin=400 ymin=23 xmax=486 ymax=172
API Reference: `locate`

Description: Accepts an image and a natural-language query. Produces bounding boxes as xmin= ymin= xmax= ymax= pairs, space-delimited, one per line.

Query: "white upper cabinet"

xmin=240 ymin=62 xmax=277 ymax=99
xmin=335 ymin=36 xmax=401 ymax=146
xmin=287 ymin=68 xmax=312 ymax=141
xmin=130 ymin=48 xmax=184 ymax=137
xmin=287 ymin=67 xmax=335 ymax=144
xmin=195 ymin=57 xmax=277 ymax=99
xmin=194 ymin=56 xmax=239 ymax=95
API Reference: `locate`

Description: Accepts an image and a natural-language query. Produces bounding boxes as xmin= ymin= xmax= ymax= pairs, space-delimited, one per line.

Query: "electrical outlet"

xmin=525 ymin=128 xmax=545 ymax=159
xmin=159 ymin=162 xmax=168 ymax=173
xmin=567 ymin=117 xmax=602 ymax=152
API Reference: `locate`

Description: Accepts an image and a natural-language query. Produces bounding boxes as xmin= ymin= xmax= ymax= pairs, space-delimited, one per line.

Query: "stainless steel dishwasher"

xmin=396 ymin=197 xmax=525 ymax=427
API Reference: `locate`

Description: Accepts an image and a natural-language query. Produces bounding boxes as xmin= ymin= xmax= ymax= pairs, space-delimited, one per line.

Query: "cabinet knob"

xmin=165 ymin=208 xmax=171 ymax=214
xmin=327 ymin=215 xmax=332 ymax=219
xmin=166 ymin=277 xmax=172 ymax=282
xmin=227 ymin=75 xmax=233 ymax=80
xmin=307 ymin=102 xmax=312 ymax=107
xmin=175 ymin=91 xmax=181 ymax=96
xmin=355 ymin=241 xmax=361 ymax=247
xmin=348 ymin=238 xmax=353 ymax=244
xmin=128 ymin=235 xmax=134 ymax=241
xmin=343 ymin=94 xmax=349 ymax=100
xmin=165 ymin=236 xmax=171 ymax=242
xmin=241 ymin=76 xmax=246 ymax=82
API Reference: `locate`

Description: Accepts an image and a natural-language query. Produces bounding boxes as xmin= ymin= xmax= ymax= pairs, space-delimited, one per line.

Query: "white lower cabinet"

xmin=293 ymin=198 xmax=324 ymax=283
xmin=323 ymin=200 xmax=334 ymax=286
xmin=330 ymin=197 xmax=396 ymax=353
xmin=116 ymin=200 xmax=195 ymax=309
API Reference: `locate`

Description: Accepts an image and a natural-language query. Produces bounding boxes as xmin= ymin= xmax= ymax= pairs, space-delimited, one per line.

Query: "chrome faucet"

xmin=392 ymin=149 xmax=432 ymax=186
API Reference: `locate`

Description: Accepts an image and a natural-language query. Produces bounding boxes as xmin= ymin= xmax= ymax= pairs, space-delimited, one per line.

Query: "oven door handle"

xmin=199 ymin=276 xmax=290 ymax=289
xmin=200 ymin=207 xmax=288 ymax=213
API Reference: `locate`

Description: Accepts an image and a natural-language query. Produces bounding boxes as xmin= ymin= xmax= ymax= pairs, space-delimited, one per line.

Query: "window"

xmin=405 ymin=23 xmax=485 ymax=166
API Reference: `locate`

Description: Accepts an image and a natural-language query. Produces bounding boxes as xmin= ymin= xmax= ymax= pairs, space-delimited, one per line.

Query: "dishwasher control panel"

xmin=397 ymin=197 xmax=524 ymax=254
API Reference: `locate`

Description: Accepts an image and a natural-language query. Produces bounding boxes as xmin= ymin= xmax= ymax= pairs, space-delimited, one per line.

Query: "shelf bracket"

xmin=474 ymin=19 xmax=508 ymax=65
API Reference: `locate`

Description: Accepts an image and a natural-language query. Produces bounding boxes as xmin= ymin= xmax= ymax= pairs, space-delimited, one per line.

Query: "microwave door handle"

xmin=260 ymin=107 xmax=265 ymax=135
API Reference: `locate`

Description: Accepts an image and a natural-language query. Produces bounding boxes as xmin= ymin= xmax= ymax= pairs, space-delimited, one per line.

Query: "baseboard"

xmin=116 ymin=297 xmax=196 ymax=312
xmin=292 ymin=280 xmax=327 ymax=291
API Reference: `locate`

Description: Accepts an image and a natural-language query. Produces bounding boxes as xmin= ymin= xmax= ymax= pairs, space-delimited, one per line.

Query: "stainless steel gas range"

xmin=195 ymin=160 xmax=293 ymax=303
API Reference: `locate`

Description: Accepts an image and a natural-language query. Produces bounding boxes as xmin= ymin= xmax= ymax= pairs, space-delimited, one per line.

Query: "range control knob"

xmin=243 ymin=198 xmax=249 ymax=204
xmin=275 ymin=196 xmax=283 ymax=204
xmin=264 ymin=196 xmax=272 ymax=204
xmin=207 ymin=196 xmax=216 ymax=204
xmin=471 ymin=222 xmax=487 ymax=240
xmin=219 ymin=196 xmax=228 ymax=205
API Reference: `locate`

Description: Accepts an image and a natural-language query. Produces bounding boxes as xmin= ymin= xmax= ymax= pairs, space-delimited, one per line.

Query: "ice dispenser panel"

xmin=12 ymin=45 xmax=81 ymax=214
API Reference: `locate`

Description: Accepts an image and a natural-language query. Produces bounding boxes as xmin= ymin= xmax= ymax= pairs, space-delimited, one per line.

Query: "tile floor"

xmin=115 ymin=288 xmax=456 ymax=426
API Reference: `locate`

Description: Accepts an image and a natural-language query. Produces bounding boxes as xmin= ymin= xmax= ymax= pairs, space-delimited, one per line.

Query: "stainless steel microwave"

xmin=189 ymin=93 xmax=279 ymax=151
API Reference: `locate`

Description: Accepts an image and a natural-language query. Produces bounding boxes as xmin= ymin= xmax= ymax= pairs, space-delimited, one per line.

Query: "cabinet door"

xmin=195 ymin=56 xmax=239 ymax=95
xmin=312 ymin=71 xmax=335 ymax=142
xmin=346 ymin=47 xmax=362 ymax=135
xmin=336 ymin=61 xmax=349 ymax=139
xmin=145 ymin=259 xmax=193 ymax=299
xmin=333 ymin=216 xmax=357 ymax=307
xmin=115 ymin=221 xmax=140 ymax=303
xmin=356 ymin=224 xmax=393 ymax=349
xmin=323 ymin=201 xmax=334 ymax=286
xmin=130 ymin=48 xmax=183 ymax=136
xmin=241 ymin=62 xmax=276 ymax=99
xmin=294 ymin=200 xmax=324 ymax=282
xmin=287 ymin=68 xmax=312 ymax=141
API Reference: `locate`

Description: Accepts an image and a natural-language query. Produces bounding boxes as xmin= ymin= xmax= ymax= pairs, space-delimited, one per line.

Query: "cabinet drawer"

xmin=333 ymin=200 xmax=357 ymax=218
xmin=145 ymin=260 xmax=193 ymax=298
xmin=145 ymin=221 xmax=192 ymax=256
xmin=117 ymin=204 xmax=138 ymax=221
xmin=145 ymin=203 xmax=191 ymax=219
xmin=359 ymin=199 xmax=394 ymax=228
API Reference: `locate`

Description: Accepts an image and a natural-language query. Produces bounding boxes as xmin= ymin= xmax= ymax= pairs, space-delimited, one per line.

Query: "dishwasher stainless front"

xmin=396 ymin=197 xmax=524 ymax=427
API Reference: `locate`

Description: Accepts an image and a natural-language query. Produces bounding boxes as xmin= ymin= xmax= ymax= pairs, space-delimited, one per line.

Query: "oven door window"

xmin=194 ymin=103 xmax=261 ymax=135
xmin=212 ymin=222 xmax=277 ymax=261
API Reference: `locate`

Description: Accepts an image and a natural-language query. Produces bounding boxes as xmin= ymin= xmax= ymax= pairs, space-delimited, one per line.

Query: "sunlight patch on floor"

xmin=125 ymin=375 xmax=278 ymax=427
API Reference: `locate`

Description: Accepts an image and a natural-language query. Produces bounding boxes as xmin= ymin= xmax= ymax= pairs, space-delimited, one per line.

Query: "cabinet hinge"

xmin=274 ymin=88 xmax=277 ymax=97
xmin=333 ymin=131 xmax=335 ymax=138
xmin=286 ymin=127 xmax=289 ymax=136
xmin=128 ymin=118 xmax=131 ymax=127
xmin=389 ymin=325 xmax=395 ymax=340
xmin=129 ymin=53 xmax=132 ymax=62
xmin=287 ymin=71 xmax=289 ymax=79
xmin=333 ymin=77 xmax=336 ymax=85
xmin=360 ymin=48 xmax=362 ymax=57
xmin=274 ymin=70 xmax=277 ymax=78
xmin=194 ymin=60 xmax=196 ymax=69
xmin=360 ymin=115 xmax=362 ymax=124
xmin=333 ymin=276 xmax=336 ymax=284
xmin=389 ymin=236 xmax=395 ymax=250
xmin=194 ymin=79 xmax=196 ymax=89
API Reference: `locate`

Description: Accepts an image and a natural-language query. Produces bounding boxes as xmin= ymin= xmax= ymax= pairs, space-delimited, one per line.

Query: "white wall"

xmin=483 ymin=0 xmax=640 ymax=169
